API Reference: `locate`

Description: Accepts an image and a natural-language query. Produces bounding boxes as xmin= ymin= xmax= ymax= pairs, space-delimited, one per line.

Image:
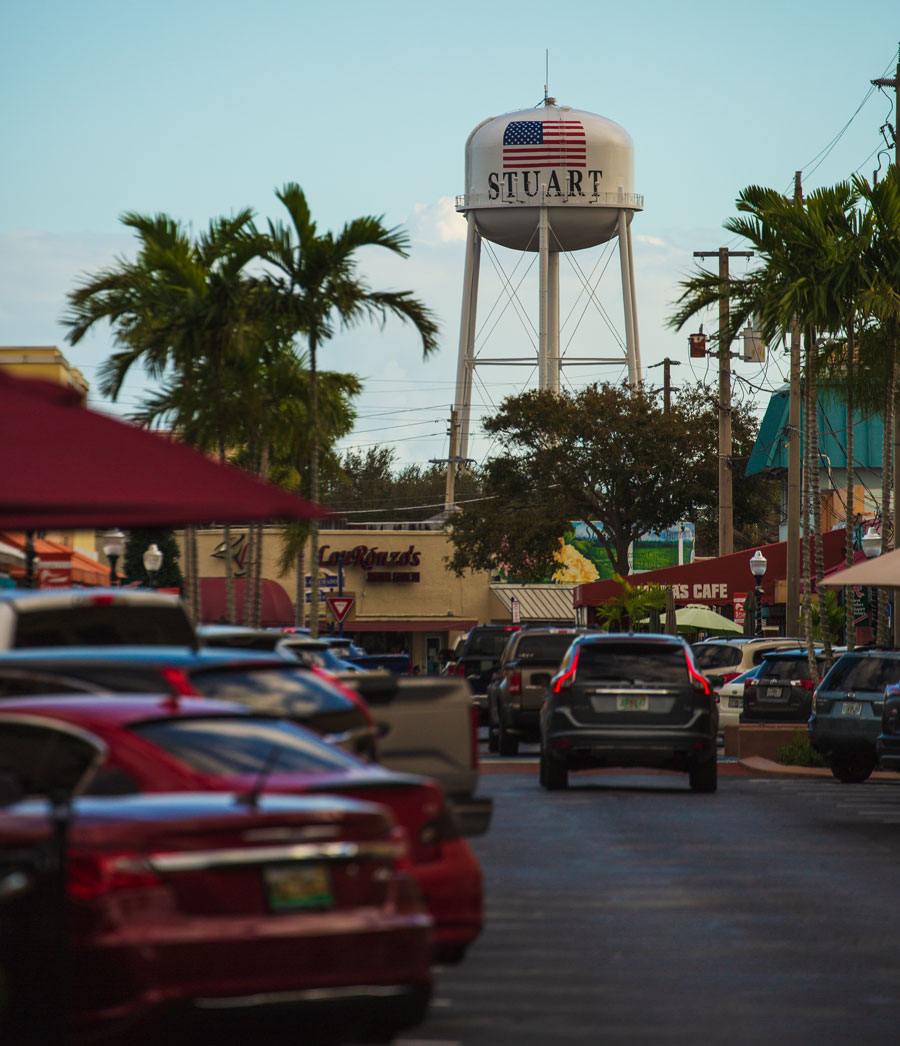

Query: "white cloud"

xmin=406 ymin=197 xmax=467 ymax=246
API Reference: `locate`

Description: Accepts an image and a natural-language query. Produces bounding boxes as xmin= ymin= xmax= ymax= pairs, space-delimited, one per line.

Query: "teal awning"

xmin=746 ymin=383 xmax=884 ymax=477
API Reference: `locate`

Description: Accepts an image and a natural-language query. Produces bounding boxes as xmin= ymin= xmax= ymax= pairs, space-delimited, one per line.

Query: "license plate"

xmin=617 ymin=694 xmax=649 ymax=712
xmin=264 ymin=863 xmax=333 ymax=911
xmin=841 ymin=702 xmax=863 ymax=717
xmin=480 ymin=660 xmax=494 ymax=671
xmin=765 ymin=686 xmax=786 ymax=700
xmin=728 ymin=697 xmax=743 ymax=709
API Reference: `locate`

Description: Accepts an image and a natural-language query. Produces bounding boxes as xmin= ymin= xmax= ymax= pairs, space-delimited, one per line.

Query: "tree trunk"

xmin=308 ymin=333 xmax=321 ymax=639
xmin=844 ymin=332 xmax=855 ymax=652
xmin=295 ymin=548 xmax=305 ymax=628
xmin=802 ymin=350 xmax=815 ymax=675
xmin=183 ymin=525 xmax=195 ymax=622
xmin=244 ymin=524 xmax=256 ymax=627
xmin=808 ymin=332 xmax=831 ymax=673
xmin=878 ymin=361 xmax=894 ymax=647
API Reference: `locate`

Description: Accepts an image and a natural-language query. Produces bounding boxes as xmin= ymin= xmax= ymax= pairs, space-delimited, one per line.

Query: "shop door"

xmin=425 ymin=635 xmax=442 ymax=675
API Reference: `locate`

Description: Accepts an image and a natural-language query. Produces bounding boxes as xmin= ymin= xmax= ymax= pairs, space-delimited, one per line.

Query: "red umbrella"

xmin=0 ymin=370 xmax=328 ymax=528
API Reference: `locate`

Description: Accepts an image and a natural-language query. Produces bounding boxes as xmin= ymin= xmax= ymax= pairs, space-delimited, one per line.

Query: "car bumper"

xmin=449 ymin=794 xmax=493 ymax=837
xmin=414 ymin=838 xmax=483 ymax=953
xmin=544 ymin=724 xmax=716 ymax=771
xmin=808 ymin=714 xmax=880 ymax=754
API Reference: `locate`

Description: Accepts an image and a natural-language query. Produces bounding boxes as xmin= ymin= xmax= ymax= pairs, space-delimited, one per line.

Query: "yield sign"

xmin=325 ymin=595 xmax=355 ymax=623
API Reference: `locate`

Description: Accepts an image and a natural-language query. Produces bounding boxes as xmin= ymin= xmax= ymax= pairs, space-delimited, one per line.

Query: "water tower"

xmin=452 ymin=97 xmax=643 ymax=460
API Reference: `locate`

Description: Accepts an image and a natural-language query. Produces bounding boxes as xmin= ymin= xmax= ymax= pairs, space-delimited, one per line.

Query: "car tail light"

xmin=415 ymin=802 xmax=463 ymax=864
xmin=388 ymin=825 xmax=413 ymax=872
xmin=719 ymin=671 xmax=741 ymax=685
xmin=509 ymin=671 xmax=522 ymax=695
xmin=88 ymin=594 xmax=116 ymax=606
xmin=67 ymin=851 xmax=161 ymax=899
xmin=744 ymin=678 xmax=758 ymax=692
xmin=886 ymin=705 xmax=900 ymax=734
xmin=454 ymin=663 xmax=467 ymax=678
xmin=160 ymin=666 xmax=198 ymax=697
xmin=553 ymin=650 xmax=580 ymax=694
xmin=685 ymin=656 xmax=710 ymax=697
xmin=470 ymin=703 xmax=479 ymax=771
xmin=791 ymin=679 xmax=814 ymax=690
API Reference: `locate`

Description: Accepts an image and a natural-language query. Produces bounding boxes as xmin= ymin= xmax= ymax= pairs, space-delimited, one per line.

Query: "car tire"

xmin=498 ymin=719 xmax=519 ymax=757
xmin=540 ymin=747 xmax=568 ymax=790
xmin=487 ymin=725 xmax=499 ymax=753
xmin=689 ymin=755 xmax=717 ymax=793
xmin=829 ymin=753 xmax=876 ymax=783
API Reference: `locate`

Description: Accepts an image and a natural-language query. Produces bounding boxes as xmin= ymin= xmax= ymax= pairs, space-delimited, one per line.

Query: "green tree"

xmin=256 ymin=184 xmax=440 ymax=635
xmin=122 ymin=529 xmax=183 ymax=591
xmin=595 ymin=574 xmax=667 ymax=632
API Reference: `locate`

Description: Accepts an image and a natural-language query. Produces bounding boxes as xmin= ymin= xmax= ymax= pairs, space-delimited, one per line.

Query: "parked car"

xmin=540 ymin=633 xmax=718 ymax=792
xmin=197 ymin=625 xmax=364 ymax=672
xmin=0 ymin=694 xmax=482 ymax=964
xmin=691 ymin=637 xmax=809 ymax=692
xmin=809 ymin=650 xmax=900 ymax=782
xmin=0 ymin=710 xmax=432 ymax=1044
xmin=445 ymin=625 xmax=521 ymax=722
xmin=877 ymin=682 xmax=900 ymax=771
xmin=0 ymin=587 xmax=196 ymax=650
xmin=488 ymin=627 xmax=580 ymax=755
xmin=0 ymin=647 xmax=380 ymax=761
xmin=715 ymin=664 xmax=763 ymax=733
xmin=741 ymin=648 xmax=830 ymax=723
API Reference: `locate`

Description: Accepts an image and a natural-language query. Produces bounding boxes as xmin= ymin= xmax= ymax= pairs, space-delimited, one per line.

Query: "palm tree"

xmin=256 ymin=184 xmax=439 ymax=635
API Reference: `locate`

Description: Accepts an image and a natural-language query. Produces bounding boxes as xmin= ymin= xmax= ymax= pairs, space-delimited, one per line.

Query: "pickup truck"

xmin=338 ymin=671 xmax=492 ymax=838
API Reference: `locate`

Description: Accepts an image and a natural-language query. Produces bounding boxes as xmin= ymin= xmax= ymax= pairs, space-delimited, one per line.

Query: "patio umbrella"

xmin=819 ymin=548 xmax=900 ymax=589
xmin=674 ymin=604 xmax=743 ymax=636
xmin=0 ymin=371 xmax=328 ymax=528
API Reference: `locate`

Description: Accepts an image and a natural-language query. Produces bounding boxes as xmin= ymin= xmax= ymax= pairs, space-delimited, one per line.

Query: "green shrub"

xmin=777 ymin=731 xmax=827 ymax=767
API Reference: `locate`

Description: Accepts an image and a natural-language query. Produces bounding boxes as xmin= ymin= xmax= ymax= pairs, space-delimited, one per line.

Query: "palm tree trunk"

xmin=183 ymin=525 xmax=195 ymax=622
xmin=244 ymin=524 xmax=256 ymax=627
xmin=308 ymin=333 xmax=321 ymax=639
xmin=802 ymin=347 xmax=816 ymax=676
xmin=295 ymin=548 xmax=305 ymax=628
xmin=878 ymin=361 xmax=894 ymax=647
xmin=844 ymin=333 xmax=855 ymax=651
xmin=809 ymin=332 xmax=832 ymax=673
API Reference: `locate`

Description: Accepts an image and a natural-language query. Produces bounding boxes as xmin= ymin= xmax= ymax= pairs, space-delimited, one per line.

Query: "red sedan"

xmin=0 ymin=745 xmax=431 ymax=1042
xmin=0 ymin=694 xmax=483 ymax=963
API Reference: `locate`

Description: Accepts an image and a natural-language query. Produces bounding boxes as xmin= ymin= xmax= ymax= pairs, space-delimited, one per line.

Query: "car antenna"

xmin=238 ymin=744 xmax=280 ymax=810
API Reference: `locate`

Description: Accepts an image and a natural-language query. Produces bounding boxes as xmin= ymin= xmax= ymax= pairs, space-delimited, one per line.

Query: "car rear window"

xmin=820 ymin=654 xmax=900 ymax=694
xmin=14 ymin=607 xmax=195 ymax=648
xmin=760 ymin=657 xmax=822 ymax=681
xmin=465 ymin=630 xmax=516 ymax=657
xmin=513 ymin=634 xmax=575 ymax=662
xmin=131 ymin=716 xmax=359 ymax=776
xmin=691 ymin=643 xmax=743 ymax=670
xmin=576 ymin=642 xmax=689 ymax=684
xmin=188 ymin=666 xmax=353 ymax=715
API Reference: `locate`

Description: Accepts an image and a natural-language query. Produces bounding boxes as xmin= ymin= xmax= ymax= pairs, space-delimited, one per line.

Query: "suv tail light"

xmin=685 ymin=656 xmax=710 ymax=697
xmin=791 ymin=679 xmax=814 ymax=690
xmin=508 ymin=671 xmax=522 ymax=695
xmin=553 ymin=650 xmax=580 ymax=694
xmin=416 ymin=801 xmax=463 ymax=864
xmin=454 ymin=663 xmax=467 ymax=678
xmin=719 ymin=671 xmax=741 ymax=686
xmin=68 ymin=851 xmax=161 ymax=899
xmin=743 ymin=678 xmax=758 ymax=692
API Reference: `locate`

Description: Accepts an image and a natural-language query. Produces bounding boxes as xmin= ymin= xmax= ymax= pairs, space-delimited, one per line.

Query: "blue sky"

xmin=2 ymin=0 xmax=898 ymax=471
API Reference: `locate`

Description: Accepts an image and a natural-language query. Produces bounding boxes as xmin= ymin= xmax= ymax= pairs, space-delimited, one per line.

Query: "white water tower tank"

xmin=459 ymin=103 xmax=642 ymax=251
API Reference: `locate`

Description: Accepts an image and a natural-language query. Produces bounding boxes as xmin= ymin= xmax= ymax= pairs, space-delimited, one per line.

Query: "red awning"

xmin=199 ymin=577 xmax=296 ymax=628
xmin=0 ymin=531 xmax=111 ymax=587
xmin=574 ymin=530 xmax=847 ymax=608
xmin=346 ymin=620 xmax=478 ymax=633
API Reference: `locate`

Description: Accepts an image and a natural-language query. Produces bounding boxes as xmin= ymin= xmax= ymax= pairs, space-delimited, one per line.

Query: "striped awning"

xmin=489 ymin=583 xmax=577 ymax=624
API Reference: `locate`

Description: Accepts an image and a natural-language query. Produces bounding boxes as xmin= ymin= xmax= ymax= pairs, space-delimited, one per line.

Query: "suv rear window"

xmin=577 ymin=642 xmax=689 ymax=685
xmin=760 ymin=656 xmax=822 ymax=681
xmin=131 ymin=716 xmax=358 ymax=776
xmin=821 ymin=654 xmax=900 ymax=693
xmin=513 ymin=634 xmax=575 ymax=662
xmin=14 ymin=607 xmax=195 ymax=648
xmin=465 ymin=630 xmax=517 ymax=657
xmin=692 ymin=643 xmax=743 ymax=670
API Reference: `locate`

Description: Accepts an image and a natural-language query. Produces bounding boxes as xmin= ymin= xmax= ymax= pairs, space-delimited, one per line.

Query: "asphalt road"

xmin=399 ymin=757 xmax=900 ymax=1046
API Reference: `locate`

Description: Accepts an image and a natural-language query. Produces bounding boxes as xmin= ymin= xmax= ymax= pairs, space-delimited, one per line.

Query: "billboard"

xmin=551 ymin=523 xmax=695 ymax=584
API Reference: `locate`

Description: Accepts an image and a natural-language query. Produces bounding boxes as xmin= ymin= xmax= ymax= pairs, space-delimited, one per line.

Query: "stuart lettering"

xmin=522 ymin=171 xmax=541 ymax=197
xmin=567 ymin=170 xmax=583 ymax=195
xmin=502 ymin=172 xmax=518 ymax=197
xmin=488 ymin=172 xmax=499 ymax=200
xmin=589 ymin=170 xmax=603 ymax=195
xmin=546 ymin=171 xmax=562 ymax=196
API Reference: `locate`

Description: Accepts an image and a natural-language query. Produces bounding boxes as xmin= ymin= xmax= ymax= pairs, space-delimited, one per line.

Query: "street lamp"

xmin=749 ymin=550 xmax=767 ymax=637
xmin=101 ymin=529 xmax=126 ymax=588
xmin=862 ymin=526 xmax=882 ymax=645
xmin=142 ymin=543 xmax=164 ymax=590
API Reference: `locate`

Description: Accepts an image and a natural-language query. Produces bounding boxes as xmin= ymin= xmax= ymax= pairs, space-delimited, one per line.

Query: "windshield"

xmin=14 ymin=606 xmax=195 ymax=648
xmin=514 ymin=635 xmax=575 ymax=662
xmin=189 ymin=666 xmax=353 ymax=715
xmin=132 ymin=716 xmax=359 ymax=776
xmin=760 ymin=657 xmax=823 ymax=682
xmin=466 ymin=631 xmax=516 ymax=657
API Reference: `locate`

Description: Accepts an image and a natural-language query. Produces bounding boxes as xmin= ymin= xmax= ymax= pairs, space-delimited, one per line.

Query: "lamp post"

xmin=142 ymin=543 xmax=164 ymax=590
xmin=862 ymin=526 xmax=881 ymax=646
xmin=101 ymin=529 xmax=126 ymax=588
xmin=749 ymin=550 xmax=767 ymax=637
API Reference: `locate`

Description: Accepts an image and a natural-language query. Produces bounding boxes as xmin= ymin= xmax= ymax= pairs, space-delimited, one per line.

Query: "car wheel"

xmin=498 ymin=719 xmax=519 ymax=757
xmin=689 ymin=755 xmax=717 ymax=793
xmin=487 ymin=725 xmax=499 ymax=753
xmin=829 ymin=753 xmax=875 ymax=783
xmin=540 ymin=747 xmax=568 ymax=790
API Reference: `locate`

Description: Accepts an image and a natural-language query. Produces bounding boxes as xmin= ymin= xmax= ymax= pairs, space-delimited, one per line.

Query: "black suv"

xmin=539 ymin=633 xmax=718 ymax=792
xmin=489 ymin=627 xmax=580 ymax=755
xmin=448 ymin=625 xmax=521 ymax=722
xmin=740 ymin=649 xmax=828 ymax=723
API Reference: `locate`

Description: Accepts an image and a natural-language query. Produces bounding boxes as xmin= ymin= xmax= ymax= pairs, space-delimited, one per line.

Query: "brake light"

xmin=503 ymin=626 xmax=521 ymax=632
xmin=743 ymin=678 xmax=758 ymax=692
xmin=719 ymin=671 xmax=741 ymax=685
xmin=160 ymin=667 xmax=198 ymax=697
xmin=509 ymin=671 xmax=522 ymax=695
xmin=88 ymin=594 xmax=116 ymax=606
xmin=415 ymin=801 xmax=463 ymax=864
xmin=389 ymin=825 xmax=413 ymax=872
xmin=454 ymin=663 xmax=467 ymax=678
xmin=553 ymin=649 xmax=580 ymax=694
xmin=792 ymin=679 xmax=814 ymax=690
xmin=68 ymin=851 xmax=161 ymax=899
xmin=686 ymin=656 xmax=710 ymax=697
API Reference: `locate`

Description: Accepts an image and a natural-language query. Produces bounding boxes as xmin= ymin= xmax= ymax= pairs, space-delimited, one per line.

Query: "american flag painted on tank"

xmin=502 ymin=120 xmax=587 ymax=169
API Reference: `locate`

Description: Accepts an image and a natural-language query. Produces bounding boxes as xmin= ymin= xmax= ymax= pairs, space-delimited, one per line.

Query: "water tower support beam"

xmin=617 ymin=209 xmax=640 ymax=387
xmin=454 ymin=212 xmax=481 ymax=461
xmin=549 ymin=249 xmax=560 ymax=393
xmin=538 ymin=205 xmax=550 ymax=389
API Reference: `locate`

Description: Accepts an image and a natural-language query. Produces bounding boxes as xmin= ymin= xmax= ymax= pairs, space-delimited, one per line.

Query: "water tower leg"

xmin=549 ymin=249 xmax=560 ymax=393
xmin=617 ymin=209 xmax=640 ymax=388
xmin=625 ymin=212 xmax=642 ymax=381
xmin=538 ymin=206 xmax=550 ymax=389
xmin=454 ymin=213 xmax=481 ymax=460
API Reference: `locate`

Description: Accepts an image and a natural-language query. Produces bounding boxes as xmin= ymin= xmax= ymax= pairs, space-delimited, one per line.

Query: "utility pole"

xmin=432 ymin=410 xmax=474 ymax=516
xmin=786 ymin=171 xmax=803 ymax=637
xmin=872 ymin=46 xmax=900 ymax=646
xmin=649 ymin=358 xmax=681 ymax=412
xmin=693 ymin=247 xmax=753 ymax=557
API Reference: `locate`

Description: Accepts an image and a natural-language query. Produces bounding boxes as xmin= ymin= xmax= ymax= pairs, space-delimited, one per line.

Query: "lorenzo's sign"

xmin=319 ymin=545 xmax=421 ymax=584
